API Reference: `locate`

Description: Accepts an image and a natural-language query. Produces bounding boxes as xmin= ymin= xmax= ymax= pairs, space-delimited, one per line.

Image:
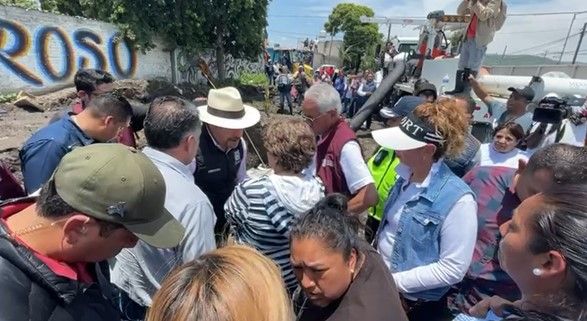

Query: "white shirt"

xmin=377 ymin=161 xmax=478 ymax=295
xmin=305 ymin=140 xmax=374 ymax=194
xmin=340 ymin=141 xmax=375 ymax=194
xmin=478 ymin=143 xmax=528 ymax=169
xmin=111 ymin=147 xmax=216 ymax=306
xmin=525 ymin=119 xmax=587 ymax=156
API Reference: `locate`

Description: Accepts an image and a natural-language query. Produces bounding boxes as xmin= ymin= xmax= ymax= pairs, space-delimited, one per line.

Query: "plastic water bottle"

xmin=440 ymin=74 xmax=450 ymax=95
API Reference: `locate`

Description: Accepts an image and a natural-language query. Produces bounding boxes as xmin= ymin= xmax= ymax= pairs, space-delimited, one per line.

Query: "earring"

xmin=532 ymin=268 xmax=543 ymax=276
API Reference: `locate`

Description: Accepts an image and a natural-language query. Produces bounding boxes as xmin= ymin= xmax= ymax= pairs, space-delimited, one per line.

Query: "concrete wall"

xmin=175 ymin=49 xmax=264 ymax=85
xmin=0 ymin=6 xmax=173 ymax=94
xmin=486 ymin=64 xmax=587 ymax=80
xmin=313 ymin=40 xmax=343 ymax=68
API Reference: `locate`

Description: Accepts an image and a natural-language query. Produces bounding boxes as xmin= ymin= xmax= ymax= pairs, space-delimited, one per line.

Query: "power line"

xmin=498 ymin=28 xmax=571 ymax=35
xmin=268 ymin=10 xmax=587 ymax=20
xmin=508 ymin=10 xmax=587 ymax=17
xmin=509 ymin=32 xmax=582 ymax=54
xmin=268 ymin=30 xmax=316 ymax=36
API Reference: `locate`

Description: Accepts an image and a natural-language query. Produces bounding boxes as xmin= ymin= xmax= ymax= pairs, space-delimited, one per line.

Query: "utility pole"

xmin=572 ymin=22 xmax=587 ymax=64
xmin=559 ymin=13 xmax=577 ymax=64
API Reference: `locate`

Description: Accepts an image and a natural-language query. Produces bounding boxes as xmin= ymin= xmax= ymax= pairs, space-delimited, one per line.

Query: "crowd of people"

xmin=0 ymin=63 xmax=585 ymax=321
xmin=1 ymin=1 xmax=587 ymax=320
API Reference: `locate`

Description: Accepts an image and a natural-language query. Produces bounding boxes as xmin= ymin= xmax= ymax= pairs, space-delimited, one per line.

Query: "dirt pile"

xmin=0 ymin=79 xmax=381 ymax=189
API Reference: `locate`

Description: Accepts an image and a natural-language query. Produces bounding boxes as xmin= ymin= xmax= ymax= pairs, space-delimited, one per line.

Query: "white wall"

xmin=0 ymin=6 xmax=173 ymax=94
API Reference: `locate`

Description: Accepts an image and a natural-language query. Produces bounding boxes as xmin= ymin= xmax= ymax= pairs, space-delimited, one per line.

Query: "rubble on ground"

xmin=0 ymin=78 xmax=381 ymax=186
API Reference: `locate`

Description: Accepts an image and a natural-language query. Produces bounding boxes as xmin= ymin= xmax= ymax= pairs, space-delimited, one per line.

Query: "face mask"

xmin=187 ymin=157 xmax=197 ymax=174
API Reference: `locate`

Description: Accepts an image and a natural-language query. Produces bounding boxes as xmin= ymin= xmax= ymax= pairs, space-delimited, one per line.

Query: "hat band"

xmin=400 ymin=113 xmax=446 ymax=147
xmin=207 ymin=105 xmax=245 ymax=119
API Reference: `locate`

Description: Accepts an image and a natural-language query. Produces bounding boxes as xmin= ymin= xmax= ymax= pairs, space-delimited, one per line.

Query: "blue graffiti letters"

xmin=0 ymin=18 xmax=137 ymax=87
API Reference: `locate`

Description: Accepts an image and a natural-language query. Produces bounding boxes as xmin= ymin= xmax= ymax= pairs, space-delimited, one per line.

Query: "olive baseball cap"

xmin=49 ymin=143 xmax=185 ymax=248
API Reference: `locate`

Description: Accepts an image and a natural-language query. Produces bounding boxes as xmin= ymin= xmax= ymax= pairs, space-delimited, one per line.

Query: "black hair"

xmin=37 ymin=180 xmax=76 ymax=219
xmin=144 ymin=96 xmax=201 ymax=150
xmin=37 ymin=181 xmax=122 ymax=237
xmin=525 ymin=143 xmax=587 ymax=185
xmin=493 ymin=122 xmax=525 ymax=141
xmin=525 ymin=184 xmax=587 ymax=320
xmin=74 ymin=69 xmax=114 ymax=94
xmin=454 ymin=94 xmax=477 ymax=115
xmin=86 ymin=92 xmax=133 ymax=122
xmin=290 ymin=194 xmax=363 ymax=261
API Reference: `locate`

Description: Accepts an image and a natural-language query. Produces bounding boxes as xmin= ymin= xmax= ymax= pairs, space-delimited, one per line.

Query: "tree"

xmin=195 ymin=0 xmax=269 ymax=81
xmin=42 ymin=0 xmax=270 ymax=81
xmin=324 ymin=3 xmax=381 ymax=71
xmin=0 ymin=0 xmax=38 ymax=9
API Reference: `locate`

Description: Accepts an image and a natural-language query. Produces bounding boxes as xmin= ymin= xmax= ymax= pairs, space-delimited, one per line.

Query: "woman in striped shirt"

xmin=224 ymin=117 xmax=324 ymax=292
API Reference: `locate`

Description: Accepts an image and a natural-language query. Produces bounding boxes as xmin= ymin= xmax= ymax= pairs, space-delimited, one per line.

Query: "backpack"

xmin=277 ymin=75 xmax=291 ymax=91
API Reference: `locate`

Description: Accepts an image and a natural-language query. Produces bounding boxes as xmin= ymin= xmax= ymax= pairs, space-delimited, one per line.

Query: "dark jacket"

xmin=293 ymin=241 xmax=407 ymax=321
xmin=0 ymin=198 xmax=122 ymax=321
xmin=195 ymin=125 xmax=244 ymax=233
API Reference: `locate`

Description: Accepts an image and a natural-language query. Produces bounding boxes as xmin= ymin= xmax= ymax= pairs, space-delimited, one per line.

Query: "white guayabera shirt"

xmin=110 ymin=147 xmax=216 ymax=307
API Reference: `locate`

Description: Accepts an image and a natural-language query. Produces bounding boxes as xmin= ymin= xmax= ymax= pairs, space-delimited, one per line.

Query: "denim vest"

xmin=376 ymin=162 xmax=474 ymax=301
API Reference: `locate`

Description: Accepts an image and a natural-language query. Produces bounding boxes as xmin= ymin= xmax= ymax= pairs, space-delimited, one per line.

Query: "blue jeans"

xmin=458 ymin=38 xmax=487 ymax=71
xmin=279 ymin=91 xmax=293 ymax=113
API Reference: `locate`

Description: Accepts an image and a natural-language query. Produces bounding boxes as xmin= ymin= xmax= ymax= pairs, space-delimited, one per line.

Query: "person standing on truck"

xmin=446 ymin=0 xmax=507 ymax=95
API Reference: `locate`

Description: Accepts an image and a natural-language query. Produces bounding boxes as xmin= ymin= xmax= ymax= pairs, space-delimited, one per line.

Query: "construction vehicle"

xmin=266 ymin=47 xmax=313 ymax=76
xmin=350 ymin=10 xmax=587 ymax=147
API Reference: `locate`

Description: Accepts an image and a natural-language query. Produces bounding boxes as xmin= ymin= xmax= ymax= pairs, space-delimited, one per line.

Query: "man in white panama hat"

xmin=194 ymin=87 xmax=261 ymax=237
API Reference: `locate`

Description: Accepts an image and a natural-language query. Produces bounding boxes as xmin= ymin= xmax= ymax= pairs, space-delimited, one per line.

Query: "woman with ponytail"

xmin=290 ymin=194 xmax=407 ymax=321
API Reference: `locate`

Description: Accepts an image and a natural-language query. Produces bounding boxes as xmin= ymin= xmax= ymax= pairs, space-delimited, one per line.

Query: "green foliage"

xmin=0 ymin=92 xmax=18 ymax=104
xmin=0 ymin=0 xmax=37 ymax=9
xmin=324 ymin=3 xmax=381 ymax=70
xmin=43 ymin=0 xmax=270 ymax=80
xmin=238 ymin=72 xmax=269 ymax=87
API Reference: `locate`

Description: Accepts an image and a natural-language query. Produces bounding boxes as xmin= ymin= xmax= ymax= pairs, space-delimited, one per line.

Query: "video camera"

xmin=532 ymin=96 xmax=572 ymax=124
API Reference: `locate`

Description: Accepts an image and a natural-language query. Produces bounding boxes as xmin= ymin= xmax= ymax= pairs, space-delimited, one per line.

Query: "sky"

xmin=267 ymin=0 xmax=587 ymax=63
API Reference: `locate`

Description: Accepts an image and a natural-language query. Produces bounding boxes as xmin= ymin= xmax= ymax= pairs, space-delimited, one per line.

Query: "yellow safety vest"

xmin=367 ymin=147 xmax=400 ymax=221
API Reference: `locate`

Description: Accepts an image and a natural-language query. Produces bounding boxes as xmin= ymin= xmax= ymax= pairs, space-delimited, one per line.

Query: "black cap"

xmin=415 ymin=82 xmax=438 ymax=100
xmin=508 ymin=86 xmax=535 ymax=102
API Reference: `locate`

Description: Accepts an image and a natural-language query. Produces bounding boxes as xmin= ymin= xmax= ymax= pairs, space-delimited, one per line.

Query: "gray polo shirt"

xmin=487 ymin=99 xmax=533 ymax=133
xmin=110 ymin=147 xmax=216 ymax=307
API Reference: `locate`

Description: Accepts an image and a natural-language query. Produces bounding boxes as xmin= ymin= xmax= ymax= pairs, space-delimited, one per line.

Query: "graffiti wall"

xmin=0 ymin=6 xmax=172 ymax=93
xmin=176 ymin=49 xmax=264 ymax=85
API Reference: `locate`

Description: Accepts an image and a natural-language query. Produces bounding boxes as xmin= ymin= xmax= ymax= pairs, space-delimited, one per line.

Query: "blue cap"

xmin=380 ymin=96 xmax=426 ymax=119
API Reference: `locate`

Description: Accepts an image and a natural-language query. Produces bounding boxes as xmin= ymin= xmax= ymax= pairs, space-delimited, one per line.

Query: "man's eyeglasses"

xmin=301 ymin=112 xmax=328 ymax=124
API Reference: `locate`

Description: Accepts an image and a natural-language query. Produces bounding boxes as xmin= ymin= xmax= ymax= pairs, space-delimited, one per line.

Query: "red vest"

xmin=71 ymin=101 xmax=136 ymax=148
xmin=316 ymin=119 xmax=358 ymax=196
xmin=0 ymin=162 xmax=25 ymax=201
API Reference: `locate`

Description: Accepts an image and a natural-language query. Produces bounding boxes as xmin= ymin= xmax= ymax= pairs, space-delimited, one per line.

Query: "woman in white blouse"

xmin=479 ymin=122 xmax=528 ymax=168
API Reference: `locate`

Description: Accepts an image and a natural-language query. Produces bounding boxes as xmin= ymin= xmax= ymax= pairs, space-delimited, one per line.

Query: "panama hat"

xmin=198 ymin=87 xmax=261 ymax=129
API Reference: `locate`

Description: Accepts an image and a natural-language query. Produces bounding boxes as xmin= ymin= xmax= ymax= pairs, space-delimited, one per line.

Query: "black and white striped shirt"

xmin=224 ymin=174 xmax=324 ymax=291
